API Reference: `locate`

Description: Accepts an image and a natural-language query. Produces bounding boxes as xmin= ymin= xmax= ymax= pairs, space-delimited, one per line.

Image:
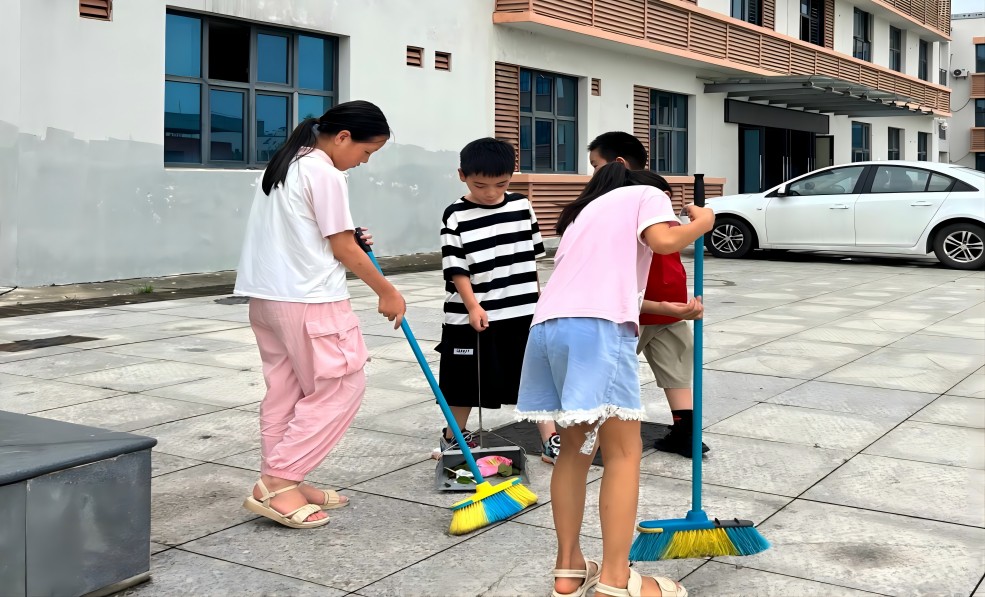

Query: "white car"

xmin=706 ymin=161 xmax=985 ymax=270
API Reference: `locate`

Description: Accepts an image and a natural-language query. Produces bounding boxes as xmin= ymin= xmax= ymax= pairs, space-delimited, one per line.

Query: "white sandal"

xmin=551 ymin=559 xmax=601 ymax=597
xmin=595 ymin=568 xmax=687 ymax=597
xmin=242 ymin=480 xmax=330 ymax=529
xmin=308 ymin=485 xmax=349 ymax=510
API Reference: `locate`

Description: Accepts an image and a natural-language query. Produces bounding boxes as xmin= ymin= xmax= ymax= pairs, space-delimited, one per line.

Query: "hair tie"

xmin=312 ymin=123 xmax=320 ymax=135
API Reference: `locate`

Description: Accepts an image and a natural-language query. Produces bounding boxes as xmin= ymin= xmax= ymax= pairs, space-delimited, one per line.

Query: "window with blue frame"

xmin=519 ymin=69 xmax=578 ymax=173
xmin=164 ymin=12 xmax=337 ymax=166
xmin=650 ymin=90 xmax=688 ymax=174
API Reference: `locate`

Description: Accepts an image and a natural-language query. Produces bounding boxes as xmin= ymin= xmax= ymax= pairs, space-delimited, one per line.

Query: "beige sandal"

xmin=551 ymin=559 xmax=601 ymax=597
xmin=595 ymin=568 xmax=687 ymax=597
xmin=308 ymin=485 xmax=349 ymax=510
xmin=242 ymin=480 xmax=330 ymax=529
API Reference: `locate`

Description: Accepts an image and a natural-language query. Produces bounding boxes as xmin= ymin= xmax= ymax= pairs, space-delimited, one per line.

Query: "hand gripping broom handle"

xmin=692 ymin=174 xmax=706 ymax=514
xmin=352 ymin=229 xmax=487 ymax=484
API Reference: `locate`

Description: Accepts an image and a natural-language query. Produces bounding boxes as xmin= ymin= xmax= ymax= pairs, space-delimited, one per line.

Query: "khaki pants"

xmin=637 ymin=321 xmax=693 ymax=389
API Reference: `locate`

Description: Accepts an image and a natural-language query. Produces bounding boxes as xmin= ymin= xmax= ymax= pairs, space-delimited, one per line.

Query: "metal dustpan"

xmin=433 ymin=338 xmax=530 ymax=492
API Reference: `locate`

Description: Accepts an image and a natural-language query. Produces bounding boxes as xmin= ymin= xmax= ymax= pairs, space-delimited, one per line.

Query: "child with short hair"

xmin=589 ymin=131 xmax=709 ymax=458
xmin=516 ymin=162 xmax=714 ymax=597
xmin=435 ymin=138 xmax=560 ymax=464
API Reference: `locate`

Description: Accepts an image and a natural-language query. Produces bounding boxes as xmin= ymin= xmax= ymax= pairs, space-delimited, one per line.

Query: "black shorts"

xmin=435 ymin=315 xmax=533 ymax=409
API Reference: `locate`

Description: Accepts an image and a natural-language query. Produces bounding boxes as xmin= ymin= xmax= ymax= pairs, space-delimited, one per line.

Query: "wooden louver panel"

xmin=80 ymin=0 xmax=111 ymax=20
xmin=533 ymin=0 xmax=593 ymax=25
xmin=595 ymin=0 xmax=646 ymax=38
xmin=763 ymin=0 xmax=775 ymax=30
xmin=823 ymin=0 xmax=834 ymax=50
xmin=972 ymin=74 xmax=985 ymax=99
xmin=591 ymin=78 xmax=601 ymax=96
xmin=495 ymin=62 xmax=521 ymax=171
xmin=971 ymin=129 xmax=985 ymax=153
xmin=406 ymin=46 xmax=423 ymax=68
xmin=435 ymin=51 xmax=452 ymax=71
xmin=633 ymin=86 xmax=650 ymax=164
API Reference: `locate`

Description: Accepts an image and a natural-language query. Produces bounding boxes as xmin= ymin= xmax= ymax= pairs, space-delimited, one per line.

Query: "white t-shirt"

xmin=234 ymin=148 xmax=355 ymax=303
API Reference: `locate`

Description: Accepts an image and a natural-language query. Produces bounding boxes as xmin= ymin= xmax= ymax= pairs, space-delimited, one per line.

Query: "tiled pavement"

xmin=0 ymin=255 xmax=982 ymax=596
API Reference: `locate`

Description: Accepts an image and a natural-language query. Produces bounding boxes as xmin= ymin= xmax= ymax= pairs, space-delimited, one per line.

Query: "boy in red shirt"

xmin=588 ymin=132 xmax=710 ymax=458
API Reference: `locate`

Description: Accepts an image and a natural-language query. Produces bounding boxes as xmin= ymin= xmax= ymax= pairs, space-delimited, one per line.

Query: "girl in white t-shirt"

xmin=235 ymin=100 xmax=406 ymax=529
xmin=516 ymin=163 xmax=714 ymax=596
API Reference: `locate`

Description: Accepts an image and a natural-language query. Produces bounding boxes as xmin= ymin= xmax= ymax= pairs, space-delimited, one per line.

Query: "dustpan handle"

xmin=691 ymin=175 xmax=705 ymax=513
xmin=353 ymin=229 xmax=487 ymax=484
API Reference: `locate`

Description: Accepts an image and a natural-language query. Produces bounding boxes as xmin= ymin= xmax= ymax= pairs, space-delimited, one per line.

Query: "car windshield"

xmin=788 ymin=166 xmax=865 ymax=196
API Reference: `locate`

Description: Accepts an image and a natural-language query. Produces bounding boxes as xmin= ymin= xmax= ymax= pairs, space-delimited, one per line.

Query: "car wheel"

xmin=707 ymin=218 xmax=755 ymax=259
xmin=933 ymin=222 xmax=985 ymax=270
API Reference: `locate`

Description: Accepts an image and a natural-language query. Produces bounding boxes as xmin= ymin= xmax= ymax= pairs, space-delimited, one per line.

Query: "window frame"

xmin=799 ymin=0 xmax=824 ymax=46
xmin=917 ymin=132 xmax=929 ymax=162
xmin=975 ymin=99 xmax=985 ymax=128
xmin=649 ymin=90 xmax=689 ymax=175
xmin=976 ymin=153 xmax=985 ymax=173
xmin=732 ymin=0 xmax=762 ymax=26
xmin=887 ymin=127 xmax=902 ymax=160
xmin=851 ymin=122 xmax=871 ymax=162
xmin=889 ymin=27 xmax=902 ymax=72
xmin=518 ymin=68 xmax=579 ymax=174
xmin=164 ymin=10 xmax=338 ymax=168
xmin=852 ymin=9 xmax=872 ymax=62
xmin=976 ymin=44 xmax=985 ymax=73
xmin=918 ymin=40 xmax=929 ymax=81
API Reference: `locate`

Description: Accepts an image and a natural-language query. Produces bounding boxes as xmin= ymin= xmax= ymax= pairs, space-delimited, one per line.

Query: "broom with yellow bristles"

xmin=629 ymin=175 xmax=770 ymax=561
xmin=354 ymin=229 xmax=537 ymax=535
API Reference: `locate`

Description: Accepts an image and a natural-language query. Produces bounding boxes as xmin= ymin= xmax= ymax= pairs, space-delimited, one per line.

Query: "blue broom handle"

xmin=354 ymin=234 xmax=487 ymax=484
xmin=692 ymin=174 xmax=705 ymax=513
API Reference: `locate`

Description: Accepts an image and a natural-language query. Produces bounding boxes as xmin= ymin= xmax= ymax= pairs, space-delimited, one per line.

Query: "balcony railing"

xmin=875 ymin=0 xmax=950 ymax=37
xmin=494 ymin=0 xmax=950 ymax=114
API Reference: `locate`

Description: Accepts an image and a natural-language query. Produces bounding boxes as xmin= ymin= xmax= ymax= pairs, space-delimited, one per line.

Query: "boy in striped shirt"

xmin=435 ymin=138 xmax=560 ymax=464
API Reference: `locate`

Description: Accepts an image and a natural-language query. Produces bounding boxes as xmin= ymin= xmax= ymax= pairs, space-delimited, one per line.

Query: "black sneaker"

xmin=654 ymin=431 xmax=710 ymax=459
xmin=431 ymin=428 xmax=478 ymax=459
xmin=541 ymin=433 xmax=561 ymax=465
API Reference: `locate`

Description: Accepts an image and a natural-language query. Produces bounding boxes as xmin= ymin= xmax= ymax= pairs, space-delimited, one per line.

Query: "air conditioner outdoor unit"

xmin=952 ymin=68 xmax=969 ymax=78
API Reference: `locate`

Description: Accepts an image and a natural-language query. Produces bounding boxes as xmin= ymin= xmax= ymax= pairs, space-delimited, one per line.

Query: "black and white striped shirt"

xmin=441 ymin=193 xmax=546 ymax=325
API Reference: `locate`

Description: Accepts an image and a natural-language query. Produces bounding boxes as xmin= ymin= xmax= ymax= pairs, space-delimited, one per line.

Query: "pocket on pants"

xmin=305 ymin=311 xmax=369 ymax=378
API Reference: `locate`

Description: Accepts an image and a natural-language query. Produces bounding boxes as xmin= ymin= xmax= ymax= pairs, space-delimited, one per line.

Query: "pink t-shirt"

xmin=532 ymin=185 xmax=679 ymax=332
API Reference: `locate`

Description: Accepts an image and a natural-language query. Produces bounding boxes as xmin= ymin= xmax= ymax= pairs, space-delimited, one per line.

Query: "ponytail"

xmin=261 ymin=100 xmax=391 ymax=195
xmin=555 ymin=163 xmax=673 ymax=235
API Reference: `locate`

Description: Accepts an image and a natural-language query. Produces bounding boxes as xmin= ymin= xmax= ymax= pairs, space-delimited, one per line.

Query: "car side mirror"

xmin=776 ymin=184 xmax=789 ymax=197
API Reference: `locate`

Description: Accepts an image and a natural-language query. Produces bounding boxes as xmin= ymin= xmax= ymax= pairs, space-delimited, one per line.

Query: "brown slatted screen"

xmin=647 ymin=2 xmax=689 ymax=47
xmin=633 ymin=86 xmax=651 ymax=165
xmin=591 ymin=78 xmax=601 ymax=96
xmin=971 ymin=129 xmax=985 ymax=153
xmin=533 ymin=0 xmax=593 ymax=24
xmin=406 ymin=46 xmax=423 ymax=68
xmin=595 ymin=0 xmax=646 ymax=38
xmin=823 ymin=0 xmax=834 ymax=50
xmin=435 ymin=51 xmax=451 ymax=71
xmin=763 ymin=0 xmax=775 ymax=30
xmin=972 ymin=74 xmax=985 ymax=99
xmin=80 ymin=0 xmax=111 ymax=20
xmin=496 ymin=0 xmax=532 ymax=10
xmin=495 ymin=62 xmax=521 ymax=170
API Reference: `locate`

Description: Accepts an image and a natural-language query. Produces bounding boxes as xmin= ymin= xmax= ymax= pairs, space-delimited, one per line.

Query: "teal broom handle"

xmin=691 ymin=174 xmax=705 ymax=513
xmin=353 ymin=230 xmax=487 ymax=484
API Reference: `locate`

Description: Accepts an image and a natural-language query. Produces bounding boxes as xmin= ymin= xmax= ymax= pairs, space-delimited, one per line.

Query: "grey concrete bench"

xmin=0 ymin=411 xmax=156 ymax=597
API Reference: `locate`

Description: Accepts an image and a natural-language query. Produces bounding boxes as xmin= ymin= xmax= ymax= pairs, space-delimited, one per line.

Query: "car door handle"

xmin=910 ymin=201 xmax=933 ymax=207
xmin=829 ymin=204 xmax=849 ymax=210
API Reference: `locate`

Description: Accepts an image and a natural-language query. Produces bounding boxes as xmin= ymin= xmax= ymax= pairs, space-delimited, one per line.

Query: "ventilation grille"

xmin=406 ymin=46 xmax=423 ymax=68
xmin=591 ymin=78 xmax=601 ymax=96
xmin=80 ymin=0 xmax=112 ymax=20
xmin=494 ymin=62 xmax=521 ymax=171
xmin=435 ymin=51 xmax=451 ymax=71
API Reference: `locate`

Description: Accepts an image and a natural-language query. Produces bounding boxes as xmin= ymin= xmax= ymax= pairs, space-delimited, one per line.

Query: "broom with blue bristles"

xmin=354 ymin=229 xmax=537 ymax=536
xmin=629 ymin=174 xmax=770 ymax=561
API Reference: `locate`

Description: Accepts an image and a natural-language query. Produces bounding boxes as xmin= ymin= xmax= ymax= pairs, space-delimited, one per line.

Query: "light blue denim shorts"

xmin=515 ymin=317 xmax=644 ymax=453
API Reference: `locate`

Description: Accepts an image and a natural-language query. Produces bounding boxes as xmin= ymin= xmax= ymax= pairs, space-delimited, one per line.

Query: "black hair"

xmin=459 ymin=138 xmax=516 ymax=178
xmin=588 ymin=132 xmax=648 ymax=171
xmin=261 ymin=100 xmax=390 ymax=195
xmin=555 ymin=162 xmax=671 ymax=235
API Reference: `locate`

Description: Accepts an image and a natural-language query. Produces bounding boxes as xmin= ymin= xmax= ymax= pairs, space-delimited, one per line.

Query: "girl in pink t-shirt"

xmin=235 ymin=101 xmax=407 ymax=530
xmin=515 ymin=163 xmax=714 ymax=597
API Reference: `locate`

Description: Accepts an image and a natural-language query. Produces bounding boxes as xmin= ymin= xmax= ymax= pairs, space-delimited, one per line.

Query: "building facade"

xmin=0 ymin=0 xmax=951 ymax=286
xmin=947 ymin=13 xmax=985 ymax=171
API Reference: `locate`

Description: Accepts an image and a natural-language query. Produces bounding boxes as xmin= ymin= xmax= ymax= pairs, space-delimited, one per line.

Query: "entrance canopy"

xmin=704 ymin=75 xmax=935 ymax=117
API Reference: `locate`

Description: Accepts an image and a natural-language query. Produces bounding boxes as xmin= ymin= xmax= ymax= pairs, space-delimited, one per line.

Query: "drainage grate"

xmin=0 ymin=335 xmax=100 ymax=352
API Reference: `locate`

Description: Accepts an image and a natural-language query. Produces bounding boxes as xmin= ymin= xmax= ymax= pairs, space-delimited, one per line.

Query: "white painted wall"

xmin=948 ymin=15 xmax=985 ymax=168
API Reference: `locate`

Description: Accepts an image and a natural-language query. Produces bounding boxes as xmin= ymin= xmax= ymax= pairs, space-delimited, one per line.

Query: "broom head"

xmin=448 ymin=478 xmax=537 ymax=535
xmin=630 ymin=510 xmax=770 ymax=561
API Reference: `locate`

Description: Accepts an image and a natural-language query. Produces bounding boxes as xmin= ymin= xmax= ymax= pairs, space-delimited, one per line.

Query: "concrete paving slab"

xmin=863 ymin=421 xmax=985 ymax=469
xmin=803 ymin=453 xmax=985 ymax=527
xmin=707 ymin=403 xmax=900 ymax=451
xmin=640 ymin=433 xmax=852 ymax=497
xmin=120 ymin=549 xmax=346 ymax=596
xmin=717 ymin=500 xmax=985 ymax=596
